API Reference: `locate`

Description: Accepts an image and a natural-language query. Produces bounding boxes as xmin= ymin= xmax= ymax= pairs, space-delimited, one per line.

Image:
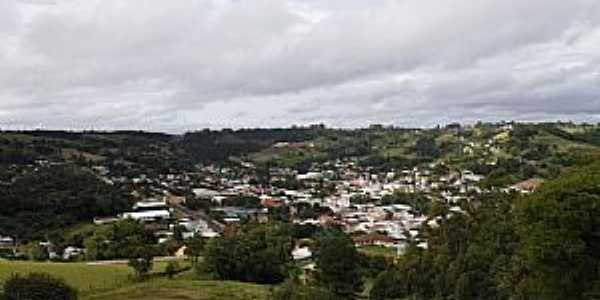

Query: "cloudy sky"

xmin=1 ymin=0 xmax=600 ymax=132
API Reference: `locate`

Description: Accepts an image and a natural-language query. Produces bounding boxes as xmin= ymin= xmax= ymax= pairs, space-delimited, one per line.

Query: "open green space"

xmin=0 ymin=260 xmax=189 ymax=296
xmin=84 ymin=279 xmax=270 ymax=300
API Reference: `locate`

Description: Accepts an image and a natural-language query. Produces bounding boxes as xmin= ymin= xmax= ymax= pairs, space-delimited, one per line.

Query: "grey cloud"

xmin=0 ymin=0 xmax=599 ymax=132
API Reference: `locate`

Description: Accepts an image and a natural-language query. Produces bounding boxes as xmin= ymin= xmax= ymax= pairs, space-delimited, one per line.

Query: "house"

xmin=133 ymin=200 xmax=169 ymax=211
xmin=192 ymin=188 xmax=220 ymax=199
xmin=296 ymin=172 xmax=323 ymax=181
xmin=352 ymin=233 xmax=395 ymax=248
xmin=292 ymin=247 xmax=313 ymax=261
xmin=121 ymin=210 xmax=171 ymax=222
xmin=0 ymin=236 xmax=14 ymax=248
xmin=165 ymin=195 xmax=186 ymax=206
xmin=510 ymin=178 xmax=544 ymax=193
xmin=175 ymin=246 xmax=187 ymax=259
xmin=93 ymin=217 xmax=120 ymax=225
xmin=260 ymin=197 xmax=283 ymax=208
xmin=62 ymin=246 xmax=84 ymax=260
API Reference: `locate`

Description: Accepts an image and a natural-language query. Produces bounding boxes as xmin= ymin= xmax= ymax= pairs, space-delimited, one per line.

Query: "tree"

xmin=28 ymin=244 xmax=48 ymax=262
xmin=415 ymin=136 xmax=439 ymax=158
xmin=173 ymin=225 xmax=186 ymax=242
xmin=3 ymin=272 xmax=78 ymax=300
xmin=128 ymin=244 xmax=155 ymax=280
xmin=84 ymin=219 xmax=154 ymax=261
xmin=0 ymin=165 xmax=131 ymax=241
xmin=369 ymin=246 xmax=436 ymax=300
xmin=203 ymin=223 xmax=293 ymax=284
xmin=185 ymin=236 xmax=205 ymax=264
xmin=165 ymin=261 xmax=180 ymax=279
xmin=314 ymin=230 xmax=362 ymax=298
xmin=380 ymin=191 xmax=431 ymax=216
xmin=511 ymin=162 xmax=600 ymax=299
xmin=370 ymin=268 xmax=407 ymax=300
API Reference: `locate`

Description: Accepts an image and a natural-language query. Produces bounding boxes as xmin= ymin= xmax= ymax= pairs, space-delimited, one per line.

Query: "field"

xmin=0 ymin=260 xmax=187 ymax=296
xmin=85 ymin=279 xmax=270 ymax=300
xmin=0 ymin=260 xmax=270 ymax=299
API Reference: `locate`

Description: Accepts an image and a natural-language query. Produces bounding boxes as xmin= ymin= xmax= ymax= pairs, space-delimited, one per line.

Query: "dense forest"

xmin=0 ymin=165 xmax=131 ymax=241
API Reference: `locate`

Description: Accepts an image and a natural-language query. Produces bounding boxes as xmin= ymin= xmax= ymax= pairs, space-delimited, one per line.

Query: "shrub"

xmin=165 ymin=261 xmax=180 ymax=279
xmin=3 ymin=272 xmax=78 ymax=300
xmin=203 ymin=223 xmax=292 ymax=284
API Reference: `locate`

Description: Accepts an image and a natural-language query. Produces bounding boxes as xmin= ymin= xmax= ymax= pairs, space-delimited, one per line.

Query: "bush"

xmin=203 ymin=223 xmax=292 ymax=284
xmin=3 ymin=272 xmax=78 ymax=300
xmin=314 ymin=230 xmax=363 ymax=297
xmin=165 ymin=261 xmax=180 ymax=279
xmin=128 ymin=247 xmax=154 ymax=281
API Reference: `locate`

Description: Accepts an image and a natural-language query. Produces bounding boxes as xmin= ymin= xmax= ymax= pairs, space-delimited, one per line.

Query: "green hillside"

xmin=0 ymin=260 xmax=268 ymax=300
xmin=85 ymin=279 xmax=269 ymax=300
xmin=0 ymin=260 xmax=132 ymax=295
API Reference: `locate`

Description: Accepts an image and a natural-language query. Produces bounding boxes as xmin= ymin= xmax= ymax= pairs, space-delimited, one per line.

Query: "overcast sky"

xmin=1 ymin=0 xmax=600 ymax=132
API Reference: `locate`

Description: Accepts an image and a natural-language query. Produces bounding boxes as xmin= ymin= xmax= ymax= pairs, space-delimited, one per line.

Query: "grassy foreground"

xmin=84 ymin=279 xmax=270 ymax=300
xmin=0 ymin=260 xmax=133 ymax=294
xmin=0 ymin=260 xmax=270 ymax=299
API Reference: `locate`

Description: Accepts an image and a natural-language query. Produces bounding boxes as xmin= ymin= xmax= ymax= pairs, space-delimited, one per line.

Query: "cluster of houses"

xmin=93 ymin=157 xmax=493 ymax=256
xmin=26 ymin=127 xmax=546 ymax=262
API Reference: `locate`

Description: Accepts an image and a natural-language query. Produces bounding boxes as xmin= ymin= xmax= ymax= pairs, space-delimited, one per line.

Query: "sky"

xmin=1 ymin=0 xmax=600 ymax=132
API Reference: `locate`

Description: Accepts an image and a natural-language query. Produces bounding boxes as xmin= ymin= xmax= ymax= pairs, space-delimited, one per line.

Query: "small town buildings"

xmin=292 ymin=246 xmax=312 ymax=261
xmin=121 ymin=210 xmax=171 ymax=222
xmin=352 ymin=233 xmax=395 ymax=248
xmin=0 ymin=235 xmax=15 ymax=248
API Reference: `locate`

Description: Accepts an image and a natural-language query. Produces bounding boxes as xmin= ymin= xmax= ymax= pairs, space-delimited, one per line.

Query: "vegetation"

xmin=184 ymin=236 xmax=205 ymax=264
xmin=2 ymin=124 xmax=600 ymax=299
xmin=181 ymin=127 xmax=322 ymax=163
xmin=164 ymin=261 xmax=180 ymax=279
xmin=370 ymin=159 xmax=600 ymax=300
xmin=2 ymin=272 xmax=78 ymax=300
xmin=271 ymin=280 xmax=336 ymax=300
xmin=380 ymin=191 xmax=431 ymax=215
xmin=314 ymin=230 xmax=363 ymax=298
xmin=128 ymin=248 xmax=155 ymax=281
xmin=0 ymin=261 xmax=132 ymax=295
xmin=0 ymin=260 xmax=189 ymax=295
xmin=84 ymin=279 xmax=270 ymax=300
xmin=202 ymin=223 xmax=293 ymax=284
xmin=0 ymin=165 xmax=131 ymax=241
xmin=84 ymin=219 xmax=156 ymax=261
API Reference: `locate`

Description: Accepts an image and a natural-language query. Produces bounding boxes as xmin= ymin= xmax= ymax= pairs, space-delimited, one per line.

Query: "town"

xmin=0 ymin=122 xmax=597 ymax=300
xmin=1 ymin=123 xmax=543 ymax=264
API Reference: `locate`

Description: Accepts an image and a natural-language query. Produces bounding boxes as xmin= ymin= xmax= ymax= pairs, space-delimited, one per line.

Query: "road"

xmin=174 ymin=204 xmax=225 ymax=233
xmin=86 ymin=256 xmax=183 ymax=265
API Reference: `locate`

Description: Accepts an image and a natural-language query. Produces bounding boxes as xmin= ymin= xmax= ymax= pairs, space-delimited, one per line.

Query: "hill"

xmin=370 ymin=157 xmax=600 ymax=300
xmin=0 ymin=260 xmax=269 ymax=300
xmin=0 ymin=260 xmax=132 ymax=295
xmin=84 ymin=279 xmax=269 ymax=300
xmin=0 ymin=164 xmax=131 ymax=241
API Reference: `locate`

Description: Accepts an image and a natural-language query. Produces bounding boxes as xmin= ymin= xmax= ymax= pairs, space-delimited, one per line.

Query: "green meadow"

xmin=0 ymin=260 xmax=270 ymax=300
xmin=85 ymin=279 xmax=270 ymax=300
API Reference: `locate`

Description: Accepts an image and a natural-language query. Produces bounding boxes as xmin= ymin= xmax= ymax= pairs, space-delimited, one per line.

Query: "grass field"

xmin=0 ymin=260 xmax=188 ymax=296
xmin=84 ymin=279 xmax=271 ymax=300
xmin=0 ymin=260 xmax=270 ymax=299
